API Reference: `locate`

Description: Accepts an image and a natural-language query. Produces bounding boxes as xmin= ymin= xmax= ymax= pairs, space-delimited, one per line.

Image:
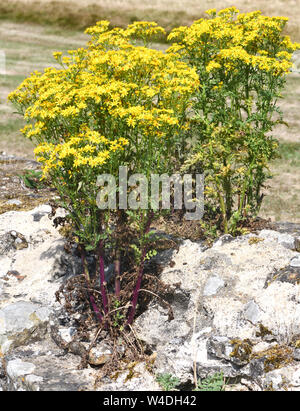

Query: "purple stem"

xmin=127 ymin=211 xmax=154 ymax=325
xmin=114 ymin=250 xmax=121 ymax=299
xmin=81 ymin=249 xmax=103 ymax=324
xmin=99 ymin=239 xmax=108 ymax=315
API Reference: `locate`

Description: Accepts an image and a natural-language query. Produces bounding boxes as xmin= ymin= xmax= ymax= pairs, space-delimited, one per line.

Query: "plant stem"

xmin=80 ymin=248 xmax=103 ymax=324
xmin=127 ymin=211 xmax=154 ymax=325
xmin=99 ymin=239 xmax=108 ymax=315
xmin=114 ymin=249 xmax=121 ymax=299
xmin=217 ymin=186 xmax=228 ymax=234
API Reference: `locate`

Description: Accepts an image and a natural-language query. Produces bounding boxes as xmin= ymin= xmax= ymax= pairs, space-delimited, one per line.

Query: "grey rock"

xmin=259 ymin=230 xmax=295 ymax=250
xmin=2 ymin=203 xmax=300 ymax=391
xmin=201 ymin=252 xmax=232 ymax=270
xmin=0 ymin=301 xmax=51 ymax=353
xmin=293 ymin=348 xmax=300 ymax=361
xmin=0 ymin=232 xmax=17 ymax=255
xmin=206 ymin=336 xmax=233 ymax=361
xmin=243 ymin=300 xmax=262 ymax=324
xmin=57 ymin=327 xmax=77 ymax=344
xmin=49 ymin=245 xmax=82 ymax=281
xmin=3 ymin=338 xmax=97 ymax=391
xmin=203 ymin=275 xmax=225 ymax=296
xmin=290 ymin=255 xmax=300 ymax=268
xmin=249 ymin=357 xmax=266 ymax=379
xmin=213 ymin=234 xmax=234 ymax=247
xmin=135 ymin=303 xmax=190 ymax=349
xmin=135 ymin=232 xmax=300 ymax=387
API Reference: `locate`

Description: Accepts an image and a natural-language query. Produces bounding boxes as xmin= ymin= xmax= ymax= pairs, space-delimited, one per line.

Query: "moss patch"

xmin=230 ymin=339 xmax=253 ymax=364
xmin=256 ymin=324 xmax=273 ymax=339
xmin=251 ymin=345 xmax=294 ymax=373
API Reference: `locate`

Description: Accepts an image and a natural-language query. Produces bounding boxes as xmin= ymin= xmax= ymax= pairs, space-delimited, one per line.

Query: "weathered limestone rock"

xmin=135 ymin=231 xmax=300 ymax=389
xmin=4 ymin=338 xmax=98 ymax=391
xmin=1 ymin=202 xmax=300 ymax=391
xmin=0 ymin=205 xmax=81 ymax=309
xmin=96 ymin=362 xmax=162 ymax=391
xmin=0 ymin=301 xmax=51 ymax=354
xmin=262 ymin=365 xmax=300 ymax=391
xmin=258 ymin=229 xmax=296 ymax=250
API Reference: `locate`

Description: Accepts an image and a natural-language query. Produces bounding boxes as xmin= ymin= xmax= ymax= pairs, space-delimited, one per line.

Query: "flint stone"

xmin=0 ymin=301 xmax=51 ymax=353
xmin=243 ymin=300 xmax=262 ymax=324
xmin=206 ymin=336 xmax=233 ymax=360
xmin=203 ymin=275 xmax=225 ymax=296
xmin=290 ymin=255 xmax=300 ymax=268
xmin=249 ymin=357 xmax=266 ymax=379
xmin=88 ymin=342 xmax=113 ymax=366
xmin=58 ymin=327 xmax=77 ymax=344
xmin=0 ymin=233 xmax=18 ymax=255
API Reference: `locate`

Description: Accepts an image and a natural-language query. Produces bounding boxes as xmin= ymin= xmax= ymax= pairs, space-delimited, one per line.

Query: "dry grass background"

xmin=0 ymin=0 xmax=300 ymax=39
xmin=0 ymin=0 xmax=299 ymax=222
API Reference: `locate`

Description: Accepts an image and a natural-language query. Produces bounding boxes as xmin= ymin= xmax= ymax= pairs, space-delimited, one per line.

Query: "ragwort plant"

xmin=8 ymin=21 xmax=199 ymax=328
xmin=167 ymin=7 xmax=300 ymax=234
xmin=8 ymin=9 xmax=300 ymax=335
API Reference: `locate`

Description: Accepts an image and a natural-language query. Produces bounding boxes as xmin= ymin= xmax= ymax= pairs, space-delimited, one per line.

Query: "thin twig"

xmin=121 ymin=328 xmax=139 ymax=355
xmin=105 ymin=302 xmax=131 ymax=317
xmin=192 ymin=293 xmax=200 ymax=389
xmin=127 ymin=323 xmax=144 ymax=356
xmin=86 ymin=325 xmax=104 ymax=355
xmin=127 ymin=211 xmax=154 ymax=324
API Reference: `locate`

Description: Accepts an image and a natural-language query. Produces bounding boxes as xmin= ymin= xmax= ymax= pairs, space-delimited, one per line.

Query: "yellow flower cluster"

xmin=167 ymin=7 xmax=300 ymax=77
xmin=8 ymin=21 xmax=199 ymax=178
xmin=33 ymin=126 xmax=129 ymax=174
xmin=85 ymin=20 xmax=165 ymax=49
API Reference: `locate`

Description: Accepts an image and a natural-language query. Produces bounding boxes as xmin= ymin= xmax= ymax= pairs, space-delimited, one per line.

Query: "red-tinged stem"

xmin=99 ymin=239 xmax=108 ymax=315
xmin=127 ymin=211 xmax=154 ymax=325
xmin=80 ymin=249 xmax=103 ymax=324
xmin=114 ymin=249 xmax=121 ymax=299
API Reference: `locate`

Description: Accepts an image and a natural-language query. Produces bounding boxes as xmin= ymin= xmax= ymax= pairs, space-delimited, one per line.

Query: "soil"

xmin=0 ymin=152 xmax=57 ymax=214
